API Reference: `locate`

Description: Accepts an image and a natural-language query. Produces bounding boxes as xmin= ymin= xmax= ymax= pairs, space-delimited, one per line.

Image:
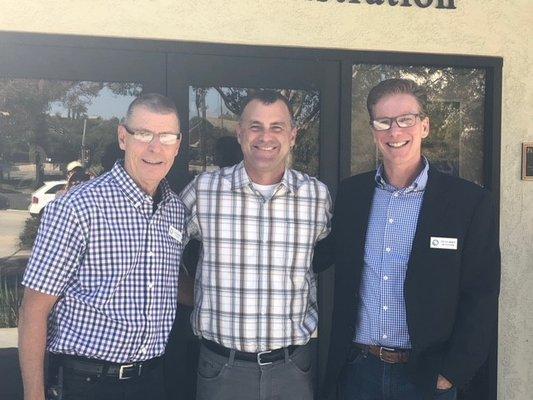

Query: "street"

xmin=0 ymin=210 xmax=30 ymax=258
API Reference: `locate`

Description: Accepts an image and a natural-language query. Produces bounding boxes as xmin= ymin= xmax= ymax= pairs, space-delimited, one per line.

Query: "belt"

xmin=355 ymin=344 xmax=410 ymax=364
xmin=50 ymin=353 xmax=162 ymax=380
xmin=202 ymin=339 xmax=299 ymax=366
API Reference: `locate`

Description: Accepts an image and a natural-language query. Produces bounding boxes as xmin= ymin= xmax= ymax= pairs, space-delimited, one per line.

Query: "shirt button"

xmin=382 ymin=334 xmax=388 ymax=339
xmin=388 ymin=218 xmax=394 ymax=224
xmin=385 ymin=247 xmax=391 ymax=252
xmin=148 ymin=282 xmax=154 ymax=289
xmin=393 ymin=192 xmax=399 ymax=197
xmin=140 ymin=346 xmax=147 ymax=354
xmin=383 ymin=276 xmax=389 ymax=281
xmin=383 ymin=305 xmax=388 ymax=311
xmin=148 ymin=251 xmax=154 ymax=257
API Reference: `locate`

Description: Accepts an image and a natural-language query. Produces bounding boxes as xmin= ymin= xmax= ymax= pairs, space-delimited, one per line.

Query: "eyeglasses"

xmin=370 ymin=113 xmax=424 ymax=131
xmin=122 ymin=125 xmax=181 ymax=145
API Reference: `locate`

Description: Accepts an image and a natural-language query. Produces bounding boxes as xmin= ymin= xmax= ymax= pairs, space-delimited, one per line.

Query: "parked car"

xmin=28 ymin=180 xmax=66 ymax=217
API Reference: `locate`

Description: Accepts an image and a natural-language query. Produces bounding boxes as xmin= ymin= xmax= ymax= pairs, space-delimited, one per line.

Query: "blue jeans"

xmin=339 ymin=349 xmax=457 ymax=400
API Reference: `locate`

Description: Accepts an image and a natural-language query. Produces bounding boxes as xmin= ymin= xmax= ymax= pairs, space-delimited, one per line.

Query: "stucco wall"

xmin=1 ymin=1 xmax=532 ymax=398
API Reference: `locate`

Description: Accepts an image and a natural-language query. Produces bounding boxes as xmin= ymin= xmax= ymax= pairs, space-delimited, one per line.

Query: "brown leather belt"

xmin=356 ymin=344 xmax=410 ymax=364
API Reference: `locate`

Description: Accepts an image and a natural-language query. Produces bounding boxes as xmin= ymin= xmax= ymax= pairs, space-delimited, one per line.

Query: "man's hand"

xmin=436 ymin=374 xmax=453 ymax=390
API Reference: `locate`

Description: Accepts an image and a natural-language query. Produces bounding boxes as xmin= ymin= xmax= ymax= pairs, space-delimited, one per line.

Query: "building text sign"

xmin=308 ymin=0 xmax=456 ymax=9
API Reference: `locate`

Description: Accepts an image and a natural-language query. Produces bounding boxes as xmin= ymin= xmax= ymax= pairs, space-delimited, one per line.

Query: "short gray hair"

xmin=125 ymin=93 xmax=180 ymax=125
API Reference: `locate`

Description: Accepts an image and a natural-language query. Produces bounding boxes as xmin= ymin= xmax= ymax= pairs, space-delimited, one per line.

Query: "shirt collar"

xmin=231 ymin=161 xmax=299 ymax=195
xmin=375 ymin=156 xmax=429 ymax=193
xmin=111 ymin=160 xmax=174 ymax=209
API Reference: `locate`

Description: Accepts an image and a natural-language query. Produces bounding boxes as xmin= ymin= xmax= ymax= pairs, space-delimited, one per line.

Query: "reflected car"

xmin=28 ymin=180 xmax=66 ymax=217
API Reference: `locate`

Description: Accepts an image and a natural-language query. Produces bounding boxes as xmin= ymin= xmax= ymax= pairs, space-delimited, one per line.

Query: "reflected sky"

xmin=49 ymin=86 xmax=136 ymax=120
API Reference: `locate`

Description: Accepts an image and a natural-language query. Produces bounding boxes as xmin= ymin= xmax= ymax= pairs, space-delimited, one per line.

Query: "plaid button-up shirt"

xmin=22 ymin=161 xmax=186 ymax=363
xmin=180 ymin=162 xmax=332 ymax=352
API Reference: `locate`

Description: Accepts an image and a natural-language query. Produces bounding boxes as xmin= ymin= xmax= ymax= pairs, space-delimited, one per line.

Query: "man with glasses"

xmin=314 ymin=79 xmax=500 ymax=400
xmin=180 ymin=90 xmax=331 ymax=400
xmin=19 ymin=93 xmax=185 ymax=400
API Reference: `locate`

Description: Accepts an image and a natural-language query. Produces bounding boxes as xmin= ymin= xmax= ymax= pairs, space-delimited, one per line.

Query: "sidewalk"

xmin=0 ymin=209 xmax=30 ymax=259
xmin=0 ymin=327 xmax=17 ymax=347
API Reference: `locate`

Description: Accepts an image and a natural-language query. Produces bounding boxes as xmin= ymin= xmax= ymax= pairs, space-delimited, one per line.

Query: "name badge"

xmin=430 ymin=236 xmax=458 ymax=250
xmin=169 ymin=226 xmax=182 ymax=243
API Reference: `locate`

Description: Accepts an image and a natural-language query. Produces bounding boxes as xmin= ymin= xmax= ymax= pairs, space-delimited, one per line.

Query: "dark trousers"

xmin=196 ymin=340 xmax=315 ymax=400
xmin=164 ymin=303 xmax=200 ymax=400
xmin=339 ymin=348 xmax=457 ymax=400
xmin=46 ymin=357 xmax=166 ymax=400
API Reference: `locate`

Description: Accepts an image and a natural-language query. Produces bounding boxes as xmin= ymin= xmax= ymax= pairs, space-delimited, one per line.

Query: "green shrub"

xmin=0 ymin=274 xmax=23 ymax=328
xmin=19 ymin=215 xmax=41 ymax=249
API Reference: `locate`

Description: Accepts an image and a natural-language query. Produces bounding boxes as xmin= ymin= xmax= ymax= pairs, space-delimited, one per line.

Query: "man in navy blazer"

xmin=314 ymin=78 xmax=500 ymax=400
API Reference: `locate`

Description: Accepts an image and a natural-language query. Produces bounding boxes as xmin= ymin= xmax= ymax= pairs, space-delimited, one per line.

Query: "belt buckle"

xmin=257 ymin=350 xmax=272 ymax=366
xmin=118 ymin=364 xmax=135 ymax=380
xmin=379 ymin=346 xmax=396 ymax=364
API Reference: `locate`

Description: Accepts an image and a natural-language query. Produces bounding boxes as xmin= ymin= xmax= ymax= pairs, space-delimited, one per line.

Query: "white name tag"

xmin=430 ymin=236 xmax=458 ymax=250
xmin=169 ymin=226 xmax=182 ymax=243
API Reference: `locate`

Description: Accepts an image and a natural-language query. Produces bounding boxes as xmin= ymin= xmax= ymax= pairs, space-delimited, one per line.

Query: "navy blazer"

xmin=314 ymin=168 xmax=500 ymax=400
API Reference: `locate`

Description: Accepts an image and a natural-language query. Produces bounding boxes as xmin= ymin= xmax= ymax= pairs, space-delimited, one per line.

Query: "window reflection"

xmin=188 ymin=86 xmax=320 ymax=177
xmin=0 ymin=79 xmax=141 ymax=329
xmin=351 ymin=65 xmax=486 ymax=186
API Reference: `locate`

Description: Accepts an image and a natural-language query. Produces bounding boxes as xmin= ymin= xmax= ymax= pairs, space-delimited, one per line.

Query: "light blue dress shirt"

xmin=354 ymin=159 xmax=429 ymax=349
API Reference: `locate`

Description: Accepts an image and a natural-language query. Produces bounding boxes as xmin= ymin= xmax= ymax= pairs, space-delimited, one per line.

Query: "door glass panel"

xmin=0 ymin=78 xmax=141 ymax=329
xmin=351 ymin=65 xmax=486 ymax=186
xmin=188 ymin=86 xmax=320 ymax=177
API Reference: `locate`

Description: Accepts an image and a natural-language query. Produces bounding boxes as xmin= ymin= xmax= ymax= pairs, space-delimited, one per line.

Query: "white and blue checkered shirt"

xmin=22 ymin=161 xmax=186 ymax=363
xmin=354 ymin=158 xmax=429 ymax=349
xmin=180 ymin=162 xmax=332 ymax=352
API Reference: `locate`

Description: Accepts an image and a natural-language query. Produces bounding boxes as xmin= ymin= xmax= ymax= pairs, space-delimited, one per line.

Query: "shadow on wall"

xmin=0 ymin=347 xmax=22 ymax=400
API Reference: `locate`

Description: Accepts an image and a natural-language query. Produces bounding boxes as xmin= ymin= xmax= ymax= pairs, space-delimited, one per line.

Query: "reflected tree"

xmin=0 ymin=79 xmax=140 ymax=186
xmin=212 ymin=87 xmax=320 ymax=131
xmin=190 ymin=87 xmax=320 ymax=176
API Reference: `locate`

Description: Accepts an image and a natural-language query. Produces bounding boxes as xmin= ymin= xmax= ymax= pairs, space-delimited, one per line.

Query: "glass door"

xmin=166 ymin=53 xmax=341 ymax=390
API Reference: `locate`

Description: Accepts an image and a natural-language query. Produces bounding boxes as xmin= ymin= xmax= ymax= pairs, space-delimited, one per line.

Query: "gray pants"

xmin=196 ymin=341 xmax=315 ymax=400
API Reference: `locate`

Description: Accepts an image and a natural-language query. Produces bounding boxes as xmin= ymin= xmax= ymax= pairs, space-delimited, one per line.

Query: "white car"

xmin=28 ymin=180 xmax=67 ymax=217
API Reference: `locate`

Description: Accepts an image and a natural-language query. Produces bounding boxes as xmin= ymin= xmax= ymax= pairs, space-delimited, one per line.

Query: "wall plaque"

xmin=522 ymin=143 xmax=533 ymax=180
